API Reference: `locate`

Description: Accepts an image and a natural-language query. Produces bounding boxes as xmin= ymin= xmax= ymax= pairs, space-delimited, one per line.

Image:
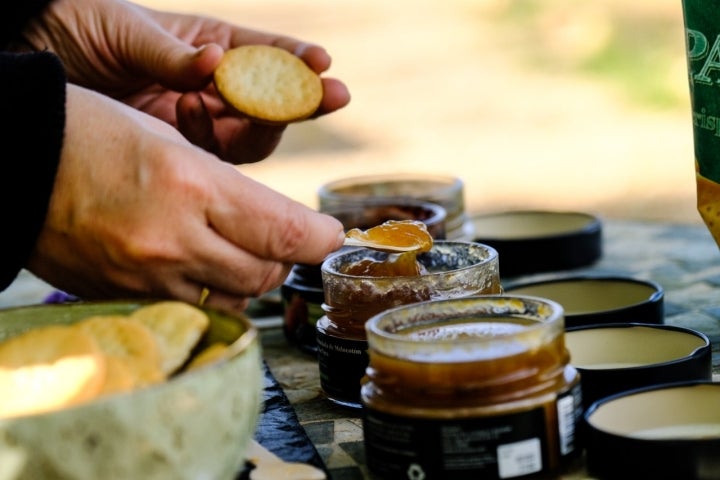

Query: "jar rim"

xmin=321 ymin=240 xmax=498 ymax=280
xmin=365 ymin=295 xmax=565 ymax=353
xmin=322 ymin=199 xmax=448 ymax=231
xmin=318 ymin=173 xmax=463 ymax=199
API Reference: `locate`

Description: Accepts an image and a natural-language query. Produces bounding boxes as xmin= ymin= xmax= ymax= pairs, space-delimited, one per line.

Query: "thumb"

xmin=126 ymin=24 xmax=224 ymax=91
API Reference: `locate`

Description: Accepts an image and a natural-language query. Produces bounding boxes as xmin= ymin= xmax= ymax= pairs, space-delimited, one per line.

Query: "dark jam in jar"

xmin=316 ymin=241 xmax=501 ymax=409
xmin=361 ymin=296 xmax=583 ymax=480
xmin=317 ymin=173 xmax=473 ymax=240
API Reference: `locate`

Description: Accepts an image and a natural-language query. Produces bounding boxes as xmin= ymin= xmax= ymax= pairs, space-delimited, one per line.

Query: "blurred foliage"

xmin=486 ymin=0 xmax=688 ymax=111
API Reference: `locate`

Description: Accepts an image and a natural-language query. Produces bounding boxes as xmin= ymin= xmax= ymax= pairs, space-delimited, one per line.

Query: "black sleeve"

xmin=0 ymin=1 xmax=54 ymax=48
xmin=0 ymin=51 xmax=66 ymax=290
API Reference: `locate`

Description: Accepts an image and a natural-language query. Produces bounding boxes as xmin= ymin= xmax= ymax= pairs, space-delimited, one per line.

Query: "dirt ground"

xmin=144 ymin=0 xmax=700 ymax=225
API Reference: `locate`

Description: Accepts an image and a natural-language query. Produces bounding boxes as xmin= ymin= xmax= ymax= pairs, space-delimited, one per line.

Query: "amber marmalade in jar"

xmin=317 ymin=241 xmax=501 ymax=408
xmin=361 ymin=296 xmax=582 ymax=480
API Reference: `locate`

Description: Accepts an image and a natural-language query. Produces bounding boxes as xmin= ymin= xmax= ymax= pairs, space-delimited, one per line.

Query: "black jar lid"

xmin=584 ymin=381 xmax=720 ymax=479
xmin=565 ymin=323 xmax=711 ymax=413
xmin=503 ymin=274 xmax=664 ymax=329
xmin=471 ymin=210 xmax=602 ymax=277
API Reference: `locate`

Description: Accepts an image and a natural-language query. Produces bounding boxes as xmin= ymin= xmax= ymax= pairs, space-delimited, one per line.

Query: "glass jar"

xmin=281 ymin=200 xmax=447 ymax=354
xmin=316 ymin=241 xmax=501 ymax=408
xmin=317 ymin=173 xmax=473 ymax=241
xmin=362 ymin=295 xmax=583 ymax=480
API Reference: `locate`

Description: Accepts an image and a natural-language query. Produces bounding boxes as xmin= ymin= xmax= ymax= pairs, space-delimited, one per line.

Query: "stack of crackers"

xmin=0 ymin=301 xmax=228 ymax=419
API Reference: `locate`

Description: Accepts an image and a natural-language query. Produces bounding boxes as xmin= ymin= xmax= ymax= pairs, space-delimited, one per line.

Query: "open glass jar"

xmin=317 ymin=173 xmax=473 ymax=241
xmin=281 ymin=200 xmax=447 ymax=354
xmin=317 ymin=241 xmax=501 ymax=408
xmin=362 ymin=295 xmax=583 ymax=480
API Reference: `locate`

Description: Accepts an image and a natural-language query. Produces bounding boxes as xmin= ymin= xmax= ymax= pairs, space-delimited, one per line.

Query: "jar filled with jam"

xmin=281 ymin=200 xmax=447 ymax=354
xmin=317 ymin=173 xmax=473 ymax=240
xmin=362 ymin=295 xmax=583 ymax=480
xmin=317 ymin=240 xmax=501 ymax=408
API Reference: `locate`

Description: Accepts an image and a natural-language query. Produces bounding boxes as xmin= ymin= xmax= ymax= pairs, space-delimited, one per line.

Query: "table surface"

xmin=257 ymin=218 xmax=720 ymax=480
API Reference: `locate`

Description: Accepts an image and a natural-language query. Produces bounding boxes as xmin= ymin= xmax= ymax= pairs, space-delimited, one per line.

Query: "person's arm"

xmin=0 ymin=51 xmax=66 ymax=290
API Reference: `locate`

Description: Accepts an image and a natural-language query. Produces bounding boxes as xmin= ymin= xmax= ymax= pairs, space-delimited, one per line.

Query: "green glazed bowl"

xmin=0 ymin=301 xmax=263 ymax=480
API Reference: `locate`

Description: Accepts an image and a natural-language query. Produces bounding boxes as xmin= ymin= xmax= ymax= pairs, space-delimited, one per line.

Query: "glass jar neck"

xmin=364 ymin=334 xmax=571 ymax=409
xmin=319 ymin=242 xmax=501 ymax=335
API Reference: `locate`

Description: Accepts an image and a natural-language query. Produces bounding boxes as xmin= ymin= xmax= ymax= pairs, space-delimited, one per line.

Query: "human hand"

xmin=22 ymin=0 xmax=351 ymax=164
xmin=27 ymin=85 xmax=344 ymax=315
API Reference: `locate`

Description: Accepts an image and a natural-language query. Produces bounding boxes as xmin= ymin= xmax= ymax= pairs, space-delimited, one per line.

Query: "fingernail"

xmin=194 ymin=44 xmax=210 ymax=58
xmin=335 ymin=230 xmax=346 ymax=249
xmin=294 ymin=42 xmax=315 ymax=57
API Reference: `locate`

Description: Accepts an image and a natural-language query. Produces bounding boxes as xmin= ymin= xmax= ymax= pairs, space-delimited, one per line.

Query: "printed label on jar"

xmin=557 ymin=382 xmax=583 ymax=456
xmin=363 ymin=385 xmax=582 ymax=480
xmin=316 ymin=326 xmax=369 ymax=406
xmin=682 ymin=0 xmax=720 ymax=181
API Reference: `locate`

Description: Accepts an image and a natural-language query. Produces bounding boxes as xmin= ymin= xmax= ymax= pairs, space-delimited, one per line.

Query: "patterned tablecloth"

xmin=257 ymin=219 xmax=720 ymax=480
xmin=2 ymin=218 xmax=717 ymax=478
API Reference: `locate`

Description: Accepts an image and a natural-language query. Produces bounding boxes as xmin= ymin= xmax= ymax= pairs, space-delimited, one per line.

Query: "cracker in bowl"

xmin=76 ymin=315 xmax=165 ymax=388
xmin=129 ymin=301 xmax=210 ymax=375
xmin=214 ymin=44 xmax=323 ymax=124
xmin=0 ymin=325 xmax=107 ymax=418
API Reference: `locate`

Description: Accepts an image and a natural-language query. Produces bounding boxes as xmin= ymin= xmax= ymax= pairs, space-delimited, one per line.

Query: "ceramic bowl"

xmin=584 ymin=381 xmax=720 ymax=479
xmin=0 ymin=301 xmax=263 ymax=480
xmin=503 ymin=275 xmax=664 ymax=328
xmin=565 ymin=323 xmax=711 ymax=411
xmin=471 ymin=210 xmax=602 ymax=277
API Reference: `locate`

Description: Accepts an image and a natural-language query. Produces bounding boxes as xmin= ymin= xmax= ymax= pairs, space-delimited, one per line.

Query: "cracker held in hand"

xmin=129 ymin=301 xmax=210 ymax=375
xmin=0 ymin=325 xmax=106 ymax=418
xmin=214 ymin=45 xmax=323 ymax=123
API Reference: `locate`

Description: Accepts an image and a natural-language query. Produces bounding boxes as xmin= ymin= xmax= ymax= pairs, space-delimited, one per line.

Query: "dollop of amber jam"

xmin=343 ymin=220 xmax=433 ymax=277
xmin=345 ymin=220 xmax=433 ymax=252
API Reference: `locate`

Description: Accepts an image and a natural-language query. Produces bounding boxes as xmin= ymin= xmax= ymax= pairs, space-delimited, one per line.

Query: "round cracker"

xmin=129 ymin=302 xmax=210 ymax=375
xmin=0 ymin=325 xmax=106 ymax=418
xmin=214 ymin=45 xmax=323 ymax=123
xmin=96 ymin=356 xmax=137 ymax=396
xmin=76 ymin=315 xmax=165 ymax=387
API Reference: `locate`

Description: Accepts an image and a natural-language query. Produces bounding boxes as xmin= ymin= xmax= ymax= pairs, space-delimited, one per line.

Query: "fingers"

xmin=287 ymin=42 xmax=332 ymax=74
xmin=316 ymin=78 xmax=352 ymax=116
xmin=127 ymin=17 xmax=225 ymax=92
xmin=198 ymin=289 xmax=250 ymax=316
xmin=188 ymin=256 xmax=293 ymax=315
xmin=209 ymin=166 xmax=345 ymax=265
xmin=151 ymin=43 xmax=224 ymax=91
xmin=186 ymin=283 xmax=250 ymax=317
xmin=176 ymin=92 xmax=219 ymax=154
xmin=219 ymin=122 xmax=286 ymax=164
xmin=225 ymin=26 xmax=331 ymax=73
xmin=176 ymin=93 xmax=287 ymax=163
xmin=169 ymin=232 xmax=297 ymax=315
xmin=161 ymin=163 xmax=342 ymax=307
